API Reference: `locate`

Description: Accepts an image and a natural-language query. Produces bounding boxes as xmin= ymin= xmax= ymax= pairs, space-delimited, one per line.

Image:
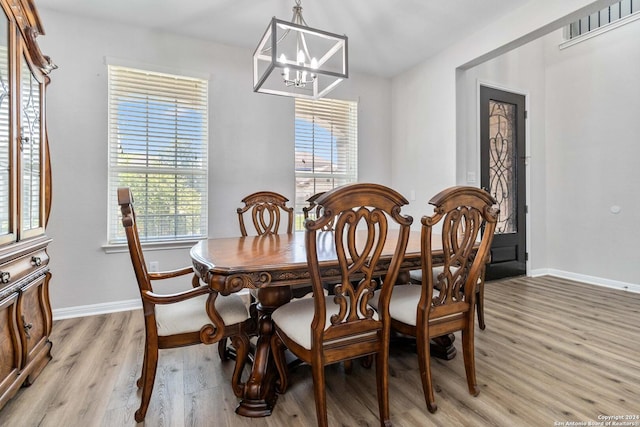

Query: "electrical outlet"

xmin=149 ymin=261 xmax=159 ymax=272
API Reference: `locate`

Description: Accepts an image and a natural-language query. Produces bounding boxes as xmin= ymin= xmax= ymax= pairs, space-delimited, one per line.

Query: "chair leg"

xmin=476 ymin=283 xmax=486 ymax=330
xmin=270 ymin=334 xmax=289 ymax=394
xmin=462 ymin=327 xmax=479 ymax=396
xmin=361 ymin=354 xmax=373 ymax=369
xmin=344 ymin=359 xmax=353 ymax=374
xmin=417 ymin=330 xmax=437 ymax=413
xmin=230 ymin=333 xmax=250 ymax=398
xmin=135 ymin=341 xmax=158 ymax=422
xmin=375 ymin=351 xmax=391 ymax=427
xmin=136 ymin=343 xmax=148 ymax=389
xmin=311 ymin=361 xmax=329 ymax=427
xmin=218 ymin=338 xmax=229 ymax=361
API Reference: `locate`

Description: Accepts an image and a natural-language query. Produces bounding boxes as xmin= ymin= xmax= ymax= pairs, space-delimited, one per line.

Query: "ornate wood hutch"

xmin=0 ymin=0 xmax=55 ymax=410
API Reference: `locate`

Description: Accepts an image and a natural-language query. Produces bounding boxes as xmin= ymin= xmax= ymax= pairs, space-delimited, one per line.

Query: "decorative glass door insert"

xmin=20 ymin=51 xmax=43 ymax=235
xmin=0 ymin=12 xmax=9 ymax=238
xmin=488 ymin=100 xmax=517 ymax=235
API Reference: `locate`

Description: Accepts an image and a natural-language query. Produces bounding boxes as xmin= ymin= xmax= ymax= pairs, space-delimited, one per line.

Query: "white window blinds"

xmin=107 ymin=65 xmax=208 ymax=244
xmin=294 ymin=98 xmax=358 ymax=229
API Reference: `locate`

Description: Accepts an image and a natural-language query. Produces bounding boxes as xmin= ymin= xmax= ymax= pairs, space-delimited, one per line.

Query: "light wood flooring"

xmin=1 ymin=276 xmax=639 ymax=426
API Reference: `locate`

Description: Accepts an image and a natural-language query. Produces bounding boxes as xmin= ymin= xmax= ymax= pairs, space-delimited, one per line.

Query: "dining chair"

xmin=384 ymin=186 xmax=498 ymax=413
xmin=227 ymin=190 xmax=307 ymax=359
xmin=237 ymin=191 xmax=294 ymax=236
xmin=270 ymin=183 xmax=413 ymax=427
xmin=118 ymin=188 xmax=254 ymax=422
xmin=236 ymin=189 xmax=316 ymax=294
xmin=409 ymin=264 xmax=488 ymax=330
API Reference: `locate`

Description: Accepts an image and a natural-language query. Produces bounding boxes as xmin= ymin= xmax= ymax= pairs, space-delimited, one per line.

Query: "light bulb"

xmin=297 ymin=49 xmax=305 ymax=64
xmin=278 ymin=53 xmax=287 ymax=63
xmin=302 ymin=71 xmax=307 ymax=81
xmin=310 ymin=57 xmax=318 ymax=69
xmin=283 ymin=68 xmax=290 ymax=80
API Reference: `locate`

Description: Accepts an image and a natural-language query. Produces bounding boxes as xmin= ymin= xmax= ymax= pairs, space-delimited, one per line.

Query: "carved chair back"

xmin=302 ymin=192 xmax=335 ymax=231
xmin=306 ymin=183 xmax=413 ymax=345
xmin=420 ymin=186 xmax=498 ymax=321
xmin=118 ymin=188 xmax=199 ymax=306
xmin=237 ymin=191 xmax=294 ymax=236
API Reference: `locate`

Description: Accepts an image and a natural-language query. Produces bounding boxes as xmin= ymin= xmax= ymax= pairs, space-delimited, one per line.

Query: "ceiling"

xmin=36 ymin=0 xmax=530 ymax=78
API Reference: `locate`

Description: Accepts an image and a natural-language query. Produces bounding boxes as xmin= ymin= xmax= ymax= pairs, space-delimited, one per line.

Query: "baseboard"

xmin=52 ymin=299 xmax=141 ymax=321
xmin=530 ymin=268 xmax=640 ymax=294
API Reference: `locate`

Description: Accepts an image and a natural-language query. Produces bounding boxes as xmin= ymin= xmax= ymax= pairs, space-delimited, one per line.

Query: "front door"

xmin=480 ymin=86 xmax=526 ymax=280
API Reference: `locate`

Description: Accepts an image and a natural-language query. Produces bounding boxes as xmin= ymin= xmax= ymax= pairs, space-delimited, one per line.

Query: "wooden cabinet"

xmin=0 ymin=0 xmax=54 ymax=410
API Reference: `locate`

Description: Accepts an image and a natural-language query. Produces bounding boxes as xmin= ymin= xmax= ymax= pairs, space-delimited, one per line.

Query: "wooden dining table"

xmin=190 ymin=229 xmax=454 ymax=418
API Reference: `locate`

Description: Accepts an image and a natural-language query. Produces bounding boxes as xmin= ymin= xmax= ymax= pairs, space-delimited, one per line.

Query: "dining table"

xmin=190 ymin=229 xmax=456 ymax=417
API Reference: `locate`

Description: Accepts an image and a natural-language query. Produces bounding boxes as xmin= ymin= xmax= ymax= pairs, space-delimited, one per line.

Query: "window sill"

xmin=102 ymin=238 xmax=204 ymax=254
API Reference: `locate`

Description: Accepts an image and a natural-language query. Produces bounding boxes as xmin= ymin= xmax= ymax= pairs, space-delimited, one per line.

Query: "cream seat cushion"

xmin=369 ymin=284 xmax=424 ymax=326
xmin=155 ymin=292 xmax=249 ymax=336
xmin=409 ymin=266 xmax=447 ymax=283
xmin=272 ymin=296 xmax=378 ymax=350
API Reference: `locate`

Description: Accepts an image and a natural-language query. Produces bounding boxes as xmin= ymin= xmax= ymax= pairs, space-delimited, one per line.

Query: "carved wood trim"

xmin=7 ymin=0 xmax=55 ymax=74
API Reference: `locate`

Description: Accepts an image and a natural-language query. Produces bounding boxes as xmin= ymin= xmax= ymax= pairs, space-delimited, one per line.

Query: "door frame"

xmin=476 ymin=79 xmax=531 ymax=276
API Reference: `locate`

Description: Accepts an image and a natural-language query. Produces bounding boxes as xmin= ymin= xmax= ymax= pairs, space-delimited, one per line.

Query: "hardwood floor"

xmin=1 ymin=276 xmax=639 ymax=426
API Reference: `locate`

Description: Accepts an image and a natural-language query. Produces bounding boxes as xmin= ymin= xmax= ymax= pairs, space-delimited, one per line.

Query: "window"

xmin=107 ymin=65 xmax=208 ymax=244
xmin=567 ymin=0 xmax=639 ymax=39
xmin=294 ymin=98 xmax=358 ymax=229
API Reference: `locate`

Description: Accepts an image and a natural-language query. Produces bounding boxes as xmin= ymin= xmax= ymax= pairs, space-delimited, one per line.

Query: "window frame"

xmin=562 ymin=0 xmax=640 ymax=47
xmin=294 ymin=97 xmax=358 ymax=230
xmin=106 ymin=63 xmax=209 ymax=248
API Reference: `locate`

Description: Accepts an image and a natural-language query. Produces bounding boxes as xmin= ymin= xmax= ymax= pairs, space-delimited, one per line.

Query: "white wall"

xmin=37 ymin=9 xmax=392 ymax=314
xmin=392 ymin=0 xmax=638 ymax=288
xmin=391 ymin=0 xmax=614 ymax=209
xmin=459 ymin=16 xmax=640 ymax=286
xmin=543 ymin=20 xmax=640 ymax=285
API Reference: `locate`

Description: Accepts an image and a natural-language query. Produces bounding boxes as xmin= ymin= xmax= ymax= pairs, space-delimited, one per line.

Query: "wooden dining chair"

xmin=304 ymin=190 xmax=365 ymax=372
xmin=237 ymin=191 xmax=294 ymax=236
xmin=270 ymin=183 xmax=413 ymax=427
xmin=409 ymin=264 xmax=489 ymax=330
xmin=118 ymin=188 xmax=254 ymax=422
xmin=236 ymin=190 xmax=315 ymax=299
xmin=385 ymin=186 xmax=498 ymax=413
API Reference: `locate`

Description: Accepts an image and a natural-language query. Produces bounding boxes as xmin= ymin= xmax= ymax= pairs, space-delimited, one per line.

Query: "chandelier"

xmin=253 ymin=0 xmax=348 ymax=99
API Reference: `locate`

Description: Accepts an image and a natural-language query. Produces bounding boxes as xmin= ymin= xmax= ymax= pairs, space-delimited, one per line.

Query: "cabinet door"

xmin=0 ymin=7 xmax=14 ymax=245
xmin=0 ymin=293 xmax=21 ymax=407
xmin=17 ymin=273 xmax=51 ymax=380
xmin=19 ymin=41 xmax=45 ymax=239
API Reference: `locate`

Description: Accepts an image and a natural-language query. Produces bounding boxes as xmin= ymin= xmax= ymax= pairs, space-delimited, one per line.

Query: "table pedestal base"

xmin=236 ymin=286 xmax=291 ymax=417
xmin=236 ymin=396 xmax=277 ymax=418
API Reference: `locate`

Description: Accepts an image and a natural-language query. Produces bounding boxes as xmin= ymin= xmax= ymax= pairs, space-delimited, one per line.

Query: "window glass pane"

xmin=294 ymin=98 xmax=357 ymax=229
xmin=108 ymin=65 xmax=208 ymax=243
